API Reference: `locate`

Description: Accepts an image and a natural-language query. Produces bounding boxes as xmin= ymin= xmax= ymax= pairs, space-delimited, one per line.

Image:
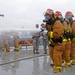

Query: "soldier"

xmin=40 ymin=25 xmax=48 ymax=54
xmin=32 ymin=31 xmax=40 ymax=54
xmin=42 ymin=29 xmax=48 ymax=54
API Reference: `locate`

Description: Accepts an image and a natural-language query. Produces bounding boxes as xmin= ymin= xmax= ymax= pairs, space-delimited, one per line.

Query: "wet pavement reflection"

xmin=0 ymin=50 xmax=45 ymax=65
xmin=0 ymin=51 xmax=75 ymax=75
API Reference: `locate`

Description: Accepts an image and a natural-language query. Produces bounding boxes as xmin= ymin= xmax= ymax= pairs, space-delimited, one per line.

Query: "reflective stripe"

xmin=65 ymin=62 xmax=70 ymax=65
xmin=49 ymin=31 xmax=53 ymax=38
xmin=68 ymin=38 xmax=70 ymax=41
xmin=67 ymin=29 xmax=70 ymax=32
xmin=55 ymin=66 xmax=62 ymax=69
xmin=72 ymin=38 xmax=75 ymax=40
xmin=63 ymin=39 xmax=67 ymax=42
xmin=72 ymin=60 xmax=75 ymax=62
xmin=48 ymin=41 xmax=51 ymax=45
xmin=2 ymin=48 xmax=6 ymax=50
xmin=62 ymin=60 xmax=64 ymax=63
xmin=15 ymin=48 xmax=19 ymax=50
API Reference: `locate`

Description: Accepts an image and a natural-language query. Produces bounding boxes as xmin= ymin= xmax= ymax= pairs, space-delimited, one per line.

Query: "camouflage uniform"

xmin=40 ymin=30 xmax=48 ymax=54
xmin=32 ymin=32 xmax=40 ymax=54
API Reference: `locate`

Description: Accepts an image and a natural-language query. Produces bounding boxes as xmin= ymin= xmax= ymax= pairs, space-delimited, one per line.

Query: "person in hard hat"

xmin=13 ymin=32 xmax=20 ymax=51
xmin=65 ymin=11 xmax=75 ymax=65
xmin=55 ymin=11 xmax=72 ymax=67
xmin=1 ymin=32 xmax=10 ymax=52
xmin=54 ymin=11 xmax=64 ymax=23
xmin=52 ymin=11 xmax=64 ymax=72
xmin=42 ymin=9 xmax=55 ymax=66
xmin=43 ymin=9 xmax=64 ymax=72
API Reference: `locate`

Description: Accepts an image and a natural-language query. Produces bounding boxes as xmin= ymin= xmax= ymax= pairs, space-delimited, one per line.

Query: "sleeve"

xmin=71 ymin=22 xmax=75 ymax=35
xmin=53 ymin=20 xmax=64 ymax=38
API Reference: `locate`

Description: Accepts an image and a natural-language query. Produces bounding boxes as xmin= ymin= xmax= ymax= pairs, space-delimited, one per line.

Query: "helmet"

xmin=65 ymin=11 xmax=74 ymax=17
xmin=54 ymin=11 xmax=64 ymax=22
xmin=55 ymin=11 xmax=62 ymax=17
xmin=44 ymin=9 xmax=54 ymax=16
xmin=43 ymin=9 xmax=54 ymax=22
xmin=65 ymin=11 xmax=74 ymax=19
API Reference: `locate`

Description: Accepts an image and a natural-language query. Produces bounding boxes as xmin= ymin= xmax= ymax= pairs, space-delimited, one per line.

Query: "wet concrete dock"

xmin=0 ymin=48 xmax=75 ymax=75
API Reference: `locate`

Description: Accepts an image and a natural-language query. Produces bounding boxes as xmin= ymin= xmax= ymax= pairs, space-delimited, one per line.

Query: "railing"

xmin=19 ymin=40 xmax=33 ymax=46
xmin=19 ymin=40 xmax=33 ymax=50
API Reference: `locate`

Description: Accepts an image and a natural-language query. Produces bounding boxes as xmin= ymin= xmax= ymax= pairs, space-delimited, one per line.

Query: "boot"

xmin=33 ymin=50 xmax=35 ymax=54
xmin=35 ymin=51 xmax=39 ymax=54
xmin=2 ymin=48 xmax=6 ymax=51
xmin=50 ymin=63 xmax=54 ymax=66
xmin=62 ymin=60 xmax=64 ymax=63
xmin=14 ymin=48 xmax=19 ymax=51
xmin=53 ymin=66 xmax=62 ymax=73
xmin=65 ymin=62 xmax=71 ymax=67
xmin=71 ymin=60 xmax=75 ymax=65
xmin=44 ymin=51 xmax=47 ymax=54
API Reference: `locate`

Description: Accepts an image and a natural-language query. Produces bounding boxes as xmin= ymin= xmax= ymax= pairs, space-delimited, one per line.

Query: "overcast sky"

xmin=0 ymin=0 xmax=75 ymax=30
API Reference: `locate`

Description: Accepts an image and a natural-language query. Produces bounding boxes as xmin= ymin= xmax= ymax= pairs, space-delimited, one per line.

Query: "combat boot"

xmin=33 ymin=50 xmax=36 ymax=54
xmin=35 ymin=51 xmax=39 ymax=54
xmin=44 ymin=51 xmax=47 ymax=54
xmin=71 ymin=60 xmax=75 ymax=65
xmin=53 ymin=66 xmax=62 ymax=73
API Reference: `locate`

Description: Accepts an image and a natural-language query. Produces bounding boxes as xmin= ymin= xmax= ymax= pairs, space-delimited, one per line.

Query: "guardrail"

xmin=19 ymin=40 xmax=33 ymax=46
